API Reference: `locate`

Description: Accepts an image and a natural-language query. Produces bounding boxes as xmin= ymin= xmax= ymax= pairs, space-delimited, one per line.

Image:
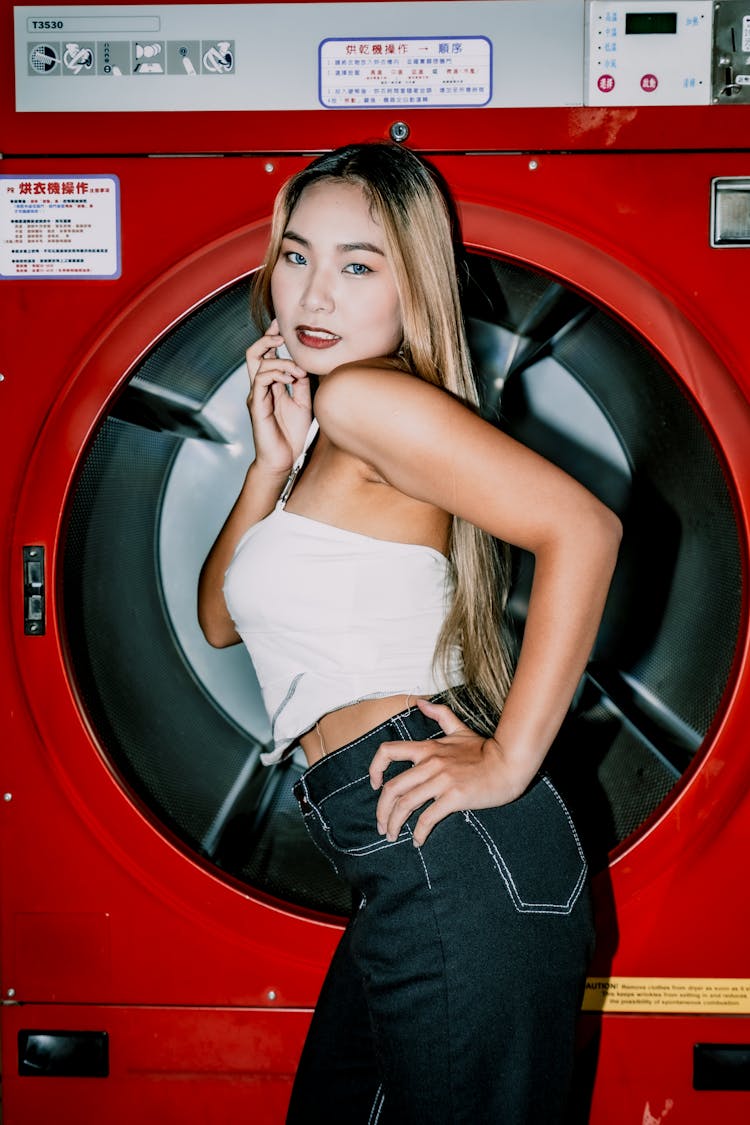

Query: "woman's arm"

xmin=197 ymin=322 xmax=312 ymax=647
xmin=314 ymin=364 xmax=622 ymax=844
xmin=198 ymin=459 xmax=290 ymax=647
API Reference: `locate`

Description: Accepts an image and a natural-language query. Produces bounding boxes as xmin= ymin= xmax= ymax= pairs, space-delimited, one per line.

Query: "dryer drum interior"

xmin=61 ymin=251 xmax=742 ymax=914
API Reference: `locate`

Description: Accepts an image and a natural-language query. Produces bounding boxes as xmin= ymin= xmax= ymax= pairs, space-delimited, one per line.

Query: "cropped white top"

xmin=223 ymin=420 xmax=463 ymax=764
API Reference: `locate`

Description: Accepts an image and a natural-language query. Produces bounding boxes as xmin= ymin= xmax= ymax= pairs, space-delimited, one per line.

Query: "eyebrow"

xmin=282 ymin=229 xmax=385 ymax=256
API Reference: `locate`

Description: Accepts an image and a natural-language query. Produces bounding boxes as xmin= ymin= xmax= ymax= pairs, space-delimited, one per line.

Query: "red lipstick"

xmin=296 ymin=325 xmax=341 ymax=350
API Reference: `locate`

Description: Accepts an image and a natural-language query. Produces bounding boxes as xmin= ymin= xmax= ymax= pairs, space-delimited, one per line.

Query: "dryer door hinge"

xmin=23 ymin=545 xmax=45 ymax=635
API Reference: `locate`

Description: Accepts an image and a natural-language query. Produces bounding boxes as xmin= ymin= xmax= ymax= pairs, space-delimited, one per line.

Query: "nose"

xmin=300 ymin=266 xmax=334 ymax=314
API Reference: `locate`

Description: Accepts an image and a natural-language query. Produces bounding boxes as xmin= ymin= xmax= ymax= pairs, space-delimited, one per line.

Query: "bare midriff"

xmin=298 ymin=693 xmax=428 ymax=766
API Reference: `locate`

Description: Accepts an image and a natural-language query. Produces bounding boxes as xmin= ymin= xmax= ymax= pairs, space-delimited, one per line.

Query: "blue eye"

xmin=344 ymin=262 xmax=371 ymax=276
xmin=286 ymin=251 xmax=307 ymax=266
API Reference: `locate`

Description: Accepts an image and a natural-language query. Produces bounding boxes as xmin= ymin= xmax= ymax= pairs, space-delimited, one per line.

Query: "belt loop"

xmin=293 ymin=775 xmax=313 ymax=814
xmin=392 ymin=713 xmax=412 ymax=742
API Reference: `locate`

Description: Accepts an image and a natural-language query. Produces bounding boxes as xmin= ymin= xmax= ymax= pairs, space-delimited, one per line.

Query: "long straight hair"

xmin=252 ymin=142 xmax=514 ymax=729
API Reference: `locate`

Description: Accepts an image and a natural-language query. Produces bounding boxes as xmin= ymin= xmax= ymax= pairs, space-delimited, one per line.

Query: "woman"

xmin=198 ymin=141 xmax=621 ymax=1124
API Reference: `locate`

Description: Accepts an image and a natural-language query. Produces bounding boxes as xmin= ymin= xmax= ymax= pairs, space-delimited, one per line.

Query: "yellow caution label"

xmin=583 ymin=977 xmax=750 ymax=1014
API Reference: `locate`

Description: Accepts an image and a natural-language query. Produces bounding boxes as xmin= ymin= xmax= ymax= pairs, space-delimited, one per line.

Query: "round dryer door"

xmin=60 ymin=248 xmax=742 ymax=915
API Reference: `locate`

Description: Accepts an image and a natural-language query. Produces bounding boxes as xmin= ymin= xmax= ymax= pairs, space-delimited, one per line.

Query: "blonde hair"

xmin=252 ymin=142 xmax=514 ymax=730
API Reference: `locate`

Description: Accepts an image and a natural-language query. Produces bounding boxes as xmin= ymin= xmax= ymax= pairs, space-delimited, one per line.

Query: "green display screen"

xmin=625 ymin=12 xmax=678 ymax=34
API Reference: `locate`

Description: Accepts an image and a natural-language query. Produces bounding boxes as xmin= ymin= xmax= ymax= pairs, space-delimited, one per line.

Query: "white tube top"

xmin=223 ymin=425 xmax=463 ymax=764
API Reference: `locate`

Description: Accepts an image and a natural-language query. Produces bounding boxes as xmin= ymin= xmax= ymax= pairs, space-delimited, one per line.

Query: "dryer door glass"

xmin=61 ymin=254 xmax=742 ymax=913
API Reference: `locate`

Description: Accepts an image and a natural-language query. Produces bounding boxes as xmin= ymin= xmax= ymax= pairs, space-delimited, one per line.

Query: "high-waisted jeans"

xmin=287 ymin=698 xmax=594 ymax=1124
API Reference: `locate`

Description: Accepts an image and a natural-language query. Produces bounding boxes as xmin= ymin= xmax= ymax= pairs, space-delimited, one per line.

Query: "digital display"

xmin=625 ymin=12 xmax=678 ymax=34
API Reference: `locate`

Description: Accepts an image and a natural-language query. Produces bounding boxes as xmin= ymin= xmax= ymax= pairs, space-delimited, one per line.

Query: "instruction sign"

xmin=319 ymin=36 xmax=492 ymax=107
xmin=26 ymin=37 xmax=235 ymax=77
xmin=15 ymin=5 xmax=584 ymax=113
xmin=0 ymin=175 xmax=121 ymax=279
xmin=583 ymin=977 xmax=750 ymax=1015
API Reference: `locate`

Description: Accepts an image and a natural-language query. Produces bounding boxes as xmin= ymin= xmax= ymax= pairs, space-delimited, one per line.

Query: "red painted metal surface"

xmin=2 ymin=4 xmax=750 ymax=1121
xmin=585 ymin=1015 xmax=750 ymax=1122
xmin=3 ymin=1003 xmax=309 ymax=1125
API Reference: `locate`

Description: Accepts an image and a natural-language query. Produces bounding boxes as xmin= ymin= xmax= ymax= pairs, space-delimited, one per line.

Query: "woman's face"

xmin=270 ymin=179 xmax=403 ymax=376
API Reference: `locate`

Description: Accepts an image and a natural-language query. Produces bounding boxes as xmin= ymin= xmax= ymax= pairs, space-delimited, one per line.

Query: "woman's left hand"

xmin=369 ymin=698 xmax=537 ymax=847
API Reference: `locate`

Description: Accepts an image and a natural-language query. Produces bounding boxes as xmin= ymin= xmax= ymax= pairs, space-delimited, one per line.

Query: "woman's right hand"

xmin=246 ymin=319 xmax=312 ymax=474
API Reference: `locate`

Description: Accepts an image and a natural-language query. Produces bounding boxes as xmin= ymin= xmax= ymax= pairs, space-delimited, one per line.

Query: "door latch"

xmin=23 ymin=546 xmax=45 ymax=635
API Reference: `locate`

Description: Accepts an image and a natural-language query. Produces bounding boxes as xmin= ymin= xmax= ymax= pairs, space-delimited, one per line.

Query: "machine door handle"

xmin=23 ymin=545 xmax=45 ymax=635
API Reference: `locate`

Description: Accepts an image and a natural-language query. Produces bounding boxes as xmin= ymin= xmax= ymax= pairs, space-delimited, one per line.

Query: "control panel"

xmin=586 ymin=1 xmax=713 ymax=105
xmin=12 ymin=2 xmax=750 ymax=112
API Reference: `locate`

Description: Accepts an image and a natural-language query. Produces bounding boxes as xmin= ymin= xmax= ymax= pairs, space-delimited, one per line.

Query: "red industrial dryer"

xmin=2 ymin=2 xmax=750 ymax=1122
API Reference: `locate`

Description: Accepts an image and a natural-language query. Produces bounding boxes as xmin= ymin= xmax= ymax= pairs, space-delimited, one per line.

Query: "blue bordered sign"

xmin=319 ymin=36 xmax=492 ymax=108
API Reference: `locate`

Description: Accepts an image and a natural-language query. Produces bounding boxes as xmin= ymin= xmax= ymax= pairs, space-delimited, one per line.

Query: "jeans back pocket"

xmin=464 ymin=775 xmax=587 ymax=915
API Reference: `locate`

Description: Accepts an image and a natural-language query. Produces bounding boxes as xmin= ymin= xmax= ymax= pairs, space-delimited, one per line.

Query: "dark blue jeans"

xmin=288 ymin=699 xmax=594 ymax=1124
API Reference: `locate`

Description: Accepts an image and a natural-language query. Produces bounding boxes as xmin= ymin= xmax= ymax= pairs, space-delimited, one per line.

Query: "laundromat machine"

xmin=2 ymin=1 xmax=750 ymax=1121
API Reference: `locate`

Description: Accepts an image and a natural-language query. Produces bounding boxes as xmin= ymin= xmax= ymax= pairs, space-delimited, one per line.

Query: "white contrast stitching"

xmin=330 ymin=834 xmax=410 ymax=856
xmin=299 ymin=701 xmax=447 ymax=856
xmin=308 ymin=771 xmax=412 ymax=853
xmin=406 ymin=824 xmax=433 ymax=891
xmin=298 ymin=808 xmax=341 ymax=875
xmin=312 ymin=775 xmax=412 ymax=851
xmin=300 ymin=701 xmax=448 ymax=781
xmin=298 ymin=775 xmax=330 ymax=832
xmin=367 ymin=1083 xmax=385 ymax=1125
xmin=319 ymin=773 xmax=372 ymax=802
xmin=392 ymin=713 xmax=410 ymax=741
xmin=304 ymin=718 xmax=404 ymax=771
xmin=541 ymin=775 xmax=586 ymax=861
xmin=464 ymin=781 xmax=587 ymax=915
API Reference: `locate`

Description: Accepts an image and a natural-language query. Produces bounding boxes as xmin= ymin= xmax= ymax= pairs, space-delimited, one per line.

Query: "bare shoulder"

xmin=311 ymin=361 xmax=619 ymax=547
xmin=316 ymin=358 xmax=433 ymax=408
xmin=314 ymin=360 xmax=470 ymax=453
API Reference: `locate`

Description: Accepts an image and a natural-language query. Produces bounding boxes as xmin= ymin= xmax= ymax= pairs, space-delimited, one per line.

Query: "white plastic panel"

xmin=14 ymin=2 xmax=586 ymax=113
xmin=586 ymin=0 xmax=713 ymax=105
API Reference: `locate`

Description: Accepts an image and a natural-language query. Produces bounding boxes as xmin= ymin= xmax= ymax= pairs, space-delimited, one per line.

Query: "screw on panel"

xmin=3 ymin=793 xmax=12 ymax=802
xmin=529 ymin=160 xmax=539 ymax=171
xmin=264 ymin=162 xmax=275 ymax=173
xmin=6 ymin=988 xmax=16 ymax=998
xmin=389 ymin=121 xmax=410 ymax=143
xmin=266 ymin=989 xmax=277 ymax=1002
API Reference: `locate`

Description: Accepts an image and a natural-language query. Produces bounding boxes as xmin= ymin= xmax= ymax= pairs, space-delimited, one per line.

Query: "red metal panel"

xmin=2 ymin=1003 xmax=309 ymax=1124
xmin=585 ymin=1015 xmax=750 ymax=1124
xmin=2 ymin=9 xmax=750 ymax=1119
